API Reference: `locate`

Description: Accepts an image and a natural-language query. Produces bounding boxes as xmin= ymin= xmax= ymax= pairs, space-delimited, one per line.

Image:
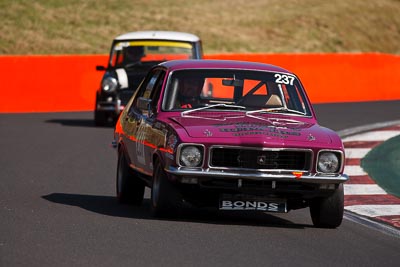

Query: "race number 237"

xmin=275 ymin=74 xmax=295 ymax=85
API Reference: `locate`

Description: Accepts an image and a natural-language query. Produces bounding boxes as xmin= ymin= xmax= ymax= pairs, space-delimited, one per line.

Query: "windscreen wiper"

xmin=246 ymin=107 xmax=306 ymax=116
xmin=182 ymin=104 xmax=246 ymax=117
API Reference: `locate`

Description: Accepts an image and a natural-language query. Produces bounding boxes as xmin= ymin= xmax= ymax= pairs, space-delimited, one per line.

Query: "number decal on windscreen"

xmin=274 ymin=74 xmax=295 ymax=86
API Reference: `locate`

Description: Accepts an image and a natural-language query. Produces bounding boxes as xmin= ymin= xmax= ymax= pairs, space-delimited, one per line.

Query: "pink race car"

xmin=113 ymin=59 xmax=348 ymax=228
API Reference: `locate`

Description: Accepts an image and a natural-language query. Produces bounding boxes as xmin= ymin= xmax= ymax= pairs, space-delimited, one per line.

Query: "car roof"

xmin=159 ymin=59 xmax=293 ymax=74
xmin=114 ymin=31 xmax=201 ymax=42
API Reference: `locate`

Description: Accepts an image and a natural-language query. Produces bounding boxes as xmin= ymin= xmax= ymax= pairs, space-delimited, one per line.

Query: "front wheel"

xmin=151 ymin=159 xmax=182 ymax=217
xmin=309 ymin=184 xmax=344 ymax=228
xmin=94 ymin=94 xmax=107 ymax=126
xmin=116 ymin=150 xmax=145 ymax=205
xmin=94 ymin=109 xmax=107 ymax=126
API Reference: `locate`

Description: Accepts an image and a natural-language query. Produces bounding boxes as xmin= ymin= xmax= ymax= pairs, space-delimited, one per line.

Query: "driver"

xmin=176 ymin=77 xmax=205 ymax=108
xmin=123 ymin=46 xmax=145 ymax=65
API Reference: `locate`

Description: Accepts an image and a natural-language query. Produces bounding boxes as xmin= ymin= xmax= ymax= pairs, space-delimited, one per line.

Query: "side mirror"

xmin=137 ymin=97 xmax=152 ymax=110
xmin=137 ymin=97 xmax=154 ymax=117
xmin=96 ymin=65 xmax=106 ymax=71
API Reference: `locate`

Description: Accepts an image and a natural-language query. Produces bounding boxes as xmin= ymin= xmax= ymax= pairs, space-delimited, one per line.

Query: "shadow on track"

xmin=42 ymin=192 xmax=312 ymax=229
xmin=45 ymin=119 xmax=114 ymax=128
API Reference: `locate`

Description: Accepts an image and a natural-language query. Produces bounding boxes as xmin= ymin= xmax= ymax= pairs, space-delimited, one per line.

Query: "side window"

xmin=143 ymin=74 xmax=159 ymax=99
xmin=110 ymin=50 xmax=123 ymax=67
xmin=129 ymin=69 xmax=163 ymax=116
xmin=149 ymin=71 xmax=166 ymax=111
xmin=135 ymin=70 xmax=161 ymax=100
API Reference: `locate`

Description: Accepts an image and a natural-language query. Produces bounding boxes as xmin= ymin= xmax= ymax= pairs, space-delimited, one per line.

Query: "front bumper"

xmin=166 ymin=166 xmax=349 ymax=184
xmin=96 ymin=99 xmax=123 ymax=113
xmin=166 ymin=167 xmax=348 ymax=209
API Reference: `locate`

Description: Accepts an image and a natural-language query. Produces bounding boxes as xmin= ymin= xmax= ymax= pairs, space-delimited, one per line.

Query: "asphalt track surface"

xmin=1 ymin=100 xmax=400 ymax=267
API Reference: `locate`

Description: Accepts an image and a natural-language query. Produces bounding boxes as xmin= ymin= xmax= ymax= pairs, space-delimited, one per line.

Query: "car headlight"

xmin=317 ymin=152 xmax=340 ymax=173
xmin=102 ymin=77 xmax=118 ymax=92
xmin=179 ymin=145 xmax=203 ymax=167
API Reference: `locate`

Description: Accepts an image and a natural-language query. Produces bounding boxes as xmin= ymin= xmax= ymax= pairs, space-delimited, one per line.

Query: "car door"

xmin=123 ymin=68 xmax=165 ymax=175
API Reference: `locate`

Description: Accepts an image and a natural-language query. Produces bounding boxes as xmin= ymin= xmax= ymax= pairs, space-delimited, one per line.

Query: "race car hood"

xmin=170 ymin=114 xmax=333 ymax=144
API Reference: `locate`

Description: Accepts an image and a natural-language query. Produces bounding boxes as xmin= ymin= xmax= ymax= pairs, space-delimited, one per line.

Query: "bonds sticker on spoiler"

xmin=219 ymin=199 xmax=287 ymax=212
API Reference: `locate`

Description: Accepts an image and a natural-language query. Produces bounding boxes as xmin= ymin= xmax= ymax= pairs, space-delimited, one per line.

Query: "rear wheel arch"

xmin=117 ymin=141 xmax=130 ymax=164
xmin=152 ymin=152 xmax=165 ymax=182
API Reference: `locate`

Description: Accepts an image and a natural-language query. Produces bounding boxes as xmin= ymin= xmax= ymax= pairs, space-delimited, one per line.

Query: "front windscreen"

xmin=162 ymin=69 xmax=312 ymax=116
xmin=110 ymin=41 xmax=194 ymax=67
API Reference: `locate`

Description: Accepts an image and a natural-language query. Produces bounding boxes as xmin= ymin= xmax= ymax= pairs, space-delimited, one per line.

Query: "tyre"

xmin=94 ymin=109 xmax=107 ymax=126
xmin=94 ymin=94 xmax=107 ymax=126
xmin=116 ymin=150 xmax=145 ymax=205
xmin=151 ymin=159 xmax=182 ymax=217
xmin=310 ymin=183 xmax=344 ymax=228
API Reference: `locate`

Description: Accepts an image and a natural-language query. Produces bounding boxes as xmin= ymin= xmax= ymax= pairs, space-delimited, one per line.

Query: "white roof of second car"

xmin=114 ymin=31 xmax=200 ymax=42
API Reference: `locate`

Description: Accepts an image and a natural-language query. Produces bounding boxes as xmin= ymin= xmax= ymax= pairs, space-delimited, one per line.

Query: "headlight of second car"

xmin=101 ymin=77 xmax=118 ymax=93
xmin=317 ymin=151 xmax=340 ymax=173
xmin=179 ymin=145 xmax=203 ymax=167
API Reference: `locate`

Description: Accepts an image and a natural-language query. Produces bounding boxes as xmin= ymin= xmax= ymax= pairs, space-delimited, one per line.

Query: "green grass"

xmin=1 ymin=0 xmax=400 ymax=55
xmin=361 ymin=135 xmax=400 ymax=197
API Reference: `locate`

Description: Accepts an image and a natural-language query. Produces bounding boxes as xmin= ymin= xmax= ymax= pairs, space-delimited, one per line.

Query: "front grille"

xmin=210 ymin=147 xmax=311 ymax=171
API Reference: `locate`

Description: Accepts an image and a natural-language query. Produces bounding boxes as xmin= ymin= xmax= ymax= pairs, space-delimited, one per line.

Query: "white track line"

xmin=344 ymin=165 xmax=367 ymax=176
xmin=342 ymin=131 xmax=400 ymax=142
xmin=344 ymin=184 xmax=387 ymax=195
xmin=345 ymin=205 xmax=400 ymax=217
xmin=344 ymin=148 xmax=370 ymax=159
